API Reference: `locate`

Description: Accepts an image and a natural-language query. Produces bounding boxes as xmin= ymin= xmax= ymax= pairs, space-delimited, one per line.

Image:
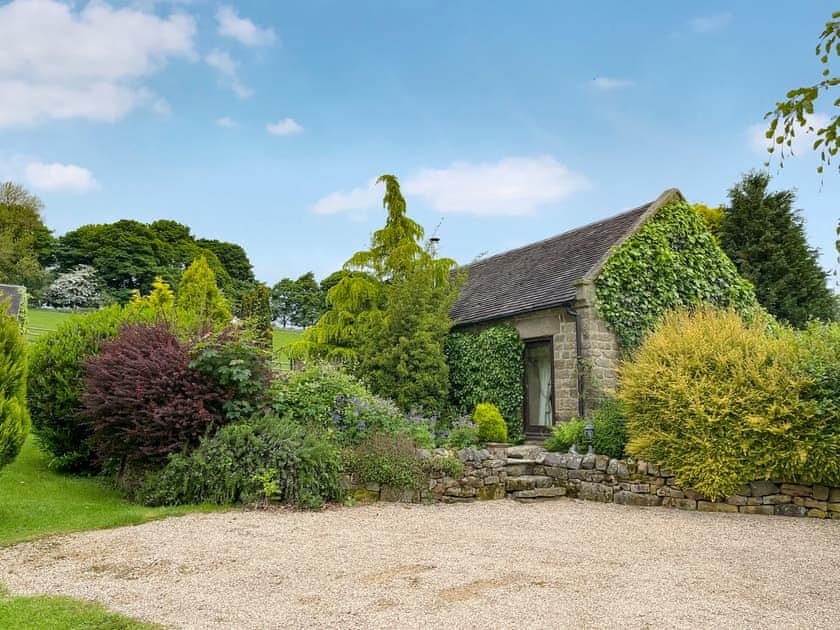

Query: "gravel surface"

xmin=1 ymin=499 xmax=839 ymax=629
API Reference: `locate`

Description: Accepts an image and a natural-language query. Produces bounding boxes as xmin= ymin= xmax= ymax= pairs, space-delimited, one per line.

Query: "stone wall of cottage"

xmin=574 ymin=280 xmax=621 ymax=415
xmin=504 ymin=307 xmax=578 ymax=421
xmin=344 ymin=445 xmax=840 ymax=520
xmin=467 ymin=284 xmax=623 ymax=423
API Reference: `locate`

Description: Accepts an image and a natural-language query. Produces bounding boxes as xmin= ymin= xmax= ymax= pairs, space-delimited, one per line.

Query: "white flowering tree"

xmin=43 ymin=265 xmax=103 ymax=309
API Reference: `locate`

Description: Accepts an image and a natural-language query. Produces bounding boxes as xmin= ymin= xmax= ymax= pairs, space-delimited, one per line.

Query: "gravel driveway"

xmin=1 ymin=499 xmax=838 ymax=629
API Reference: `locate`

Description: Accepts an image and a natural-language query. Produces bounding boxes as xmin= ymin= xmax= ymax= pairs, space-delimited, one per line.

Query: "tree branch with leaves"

xmin=764 ymin=11 xmax=840 ymax=174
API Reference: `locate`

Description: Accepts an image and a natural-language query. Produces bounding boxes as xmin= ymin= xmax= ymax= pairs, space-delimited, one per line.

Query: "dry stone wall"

xmin=345 ymin=444 xmax=840 ymax=519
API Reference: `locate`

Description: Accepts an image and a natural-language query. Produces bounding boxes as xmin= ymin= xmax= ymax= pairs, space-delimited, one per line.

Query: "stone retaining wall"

xmin=345 ymin=445 xmax=840 ymax=519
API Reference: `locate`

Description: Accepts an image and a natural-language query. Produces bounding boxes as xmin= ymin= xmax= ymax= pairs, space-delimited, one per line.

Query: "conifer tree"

xmin=176 ymin=256 xmax=232 ymax=333
xmin=240 ymin=283 xmax=273 ymax=348
xmin=720 ymin=172 xmax=837 ymax=327
xmin=129 ymin=276 xmax=176 ymax=323
xmin=292 ymin=175 xmax=459 ymax=411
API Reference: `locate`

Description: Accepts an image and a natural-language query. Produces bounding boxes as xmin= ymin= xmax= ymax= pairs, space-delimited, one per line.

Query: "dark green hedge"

xmin=445 ymin=324 xmax=524 ymax=442
xmin=595 ymin=200 xmax=758 ymax=350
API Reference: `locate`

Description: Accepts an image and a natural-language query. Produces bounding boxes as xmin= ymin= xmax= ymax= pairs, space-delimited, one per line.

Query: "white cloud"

xmin=312 ymin=156 xmax=590 ymax=217
xmin=267 ymin=118 xmax=304 ymax=136
xmin=0 ymin=0 xmax=197 ymax=127
xmin=312 ymin=180 xmax=379 ymax=215
xmin=748 ymin=113 xmax=830 ymax=156
xmin=216 ymin=5 xmax=276 ymax=47
xmin=205 ymin=49 xmax=253 ymax=99
xmin=404 ymin=156 xmax=590 ymax=216
xmin=24 ymin=161 xmax=99 ymax=193
xmin=215 ymin=116 xmax=237 ymax=128
xmin=688 ymin=13 xmax=733 ymax=33
xmin=589 ymin=77 xmax=635 ymax=91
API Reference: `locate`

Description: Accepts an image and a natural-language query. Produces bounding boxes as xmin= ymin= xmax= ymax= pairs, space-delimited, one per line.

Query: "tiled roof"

xmin=450 ymin=192 xmax=678 ymax=325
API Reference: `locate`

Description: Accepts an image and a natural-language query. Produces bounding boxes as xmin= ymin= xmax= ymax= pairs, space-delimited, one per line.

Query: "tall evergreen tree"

xmin=720 ymin=171 xmax=836 ymax=327
xmin=176 ymin=256 xmax=232 ymax=333
xmin=291 ymin=175 xmax=459 ymax=411
xmin=240 ymin=283 xmax=273 ymax=348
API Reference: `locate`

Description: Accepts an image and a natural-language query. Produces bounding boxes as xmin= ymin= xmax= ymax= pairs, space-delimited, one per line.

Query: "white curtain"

xmin=536 ymin=352 xmax=552 ymax=426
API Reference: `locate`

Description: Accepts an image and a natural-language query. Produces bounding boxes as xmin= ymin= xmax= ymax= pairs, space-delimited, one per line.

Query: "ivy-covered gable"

xmin=594 ymin=201 xmax=758 ymax=350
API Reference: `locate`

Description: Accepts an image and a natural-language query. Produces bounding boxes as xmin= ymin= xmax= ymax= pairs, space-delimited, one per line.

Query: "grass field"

xmin=25 ymin=308 xmax=74 ymax=341
xmin=27 ymin=309 xmax=303 ymax=356
xmin=273 ymin=327 xmax=302 ymax=366
xmin=0 ymin=438 xmax=217 ymax=548
xmin=0 ymin=587 xmax=158 ymax=630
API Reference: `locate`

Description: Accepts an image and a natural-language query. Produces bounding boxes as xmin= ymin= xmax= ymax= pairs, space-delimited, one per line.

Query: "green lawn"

xmin=0 ymin=588 xmax=159 ymax=630
xmin=273 ymin=327 xmax=302 ymax=367
xmin=0 ymin=437 xmax=217 ymax=547
xmin=26 ymin=308 xmax=74 ymax=341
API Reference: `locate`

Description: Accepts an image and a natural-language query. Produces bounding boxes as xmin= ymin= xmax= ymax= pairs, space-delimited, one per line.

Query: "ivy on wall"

xmin=445 ymin=324 xmax=525 ymax=442
xmin=595 ymin=201 xmax=757 ymax=350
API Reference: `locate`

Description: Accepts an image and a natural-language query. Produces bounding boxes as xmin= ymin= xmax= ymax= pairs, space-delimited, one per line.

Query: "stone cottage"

xmin=450 ymin=188 xmax=684 ymax=438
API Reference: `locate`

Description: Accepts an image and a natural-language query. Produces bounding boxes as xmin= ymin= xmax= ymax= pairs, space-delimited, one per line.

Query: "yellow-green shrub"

xmin=473 ymin=403 xmax=508 ymax=443
xmin=0 ymin=312 xmax=29 ymax=469
xmin=619 ymin=307 xmax=834 ymax=500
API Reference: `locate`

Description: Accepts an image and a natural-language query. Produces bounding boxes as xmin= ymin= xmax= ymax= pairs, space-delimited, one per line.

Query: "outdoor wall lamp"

xmin=584 ymin=423 xmax=594 ymax=455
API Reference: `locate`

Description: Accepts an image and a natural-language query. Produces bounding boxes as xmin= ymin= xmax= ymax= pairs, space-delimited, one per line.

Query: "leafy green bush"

xmin=275 ymin=364 xmax=418 ymax=446
xmin=142 ymin=414 xmax=342 ymax=508
xmin=274 ymin=364 xmax=370 ymax=427
xmin=787 ymin=321 xmax=840 ymax=484
xmin=189 ymin=329 xmax=273 ymax=422
xmin=545 ymin=419 xmax=585 ymax=453
xmin=619 ymin=307 xmax=837 ymax=499
xmin=28 ymin=305 xmax=132 ymax=472
xmin=239 ymin=283 xmax=273 ymax=348
xmin=445 ymin=324 xmax=525 ymax=442
xmin=82 ymin=323 xmax=231 ymax=475
xmin=590 ymin=398 xmax=628 ymax=459
xmin=595 ymin=200 xmax=758 ymax=350
xmin=444 ymin=416 xmax=480 ymax=449
xmin=0 ymin=312 xmax=29 ymax=470
xmin=543 ymin=399 xmax=626 ymax=458
xmin=343 ymin=433 xmax=423 ymax=489
xmin=403 ymin=408 xmax=437 ymax=448
xmin=473 ymin=403 xmax=508 ymax=443
xmin=421 ymin=454 xmax=464 ymax=478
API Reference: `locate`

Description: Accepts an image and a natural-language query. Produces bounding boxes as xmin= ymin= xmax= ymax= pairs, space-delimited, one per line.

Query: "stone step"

xmin=506 ymin=445 xmax=544 ymax=460
xmin=506 ymin=475 xmax=553 ymax=491
xmin=511 ymin=487 xmax=567 ymax=499
xmin=503 ymin=460 xmax=539 ymax=476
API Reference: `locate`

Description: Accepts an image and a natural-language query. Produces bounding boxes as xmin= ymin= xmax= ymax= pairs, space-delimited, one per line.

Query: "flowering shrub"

xmin=275 ymin=364 xmax=432 ymax=447
xmin=444 ymin=416 xmax=480 ymax=449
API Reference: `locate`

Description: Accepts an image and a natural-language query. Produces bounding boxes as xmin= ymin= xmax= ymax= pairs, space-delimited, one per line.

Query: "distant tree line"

xmin=269 ymin=270 xmax=354 ymax=328
xmin=0 ymin=181 xmax=257 ymax=312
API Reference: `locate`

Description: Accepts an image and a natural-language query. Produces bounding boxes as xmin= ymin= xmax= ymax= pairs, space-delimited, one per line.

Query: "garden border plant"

xmin=619 ymin=307 xmax=840 ymax=500
xmin=445 ymin=324 xmax=525 ymax=442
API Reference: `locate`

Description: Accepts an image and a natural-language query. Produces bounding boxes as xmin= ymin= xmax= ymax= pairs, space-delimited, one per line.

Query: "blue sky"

xmin=1 ymin=0 xmax=838 ymax=286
